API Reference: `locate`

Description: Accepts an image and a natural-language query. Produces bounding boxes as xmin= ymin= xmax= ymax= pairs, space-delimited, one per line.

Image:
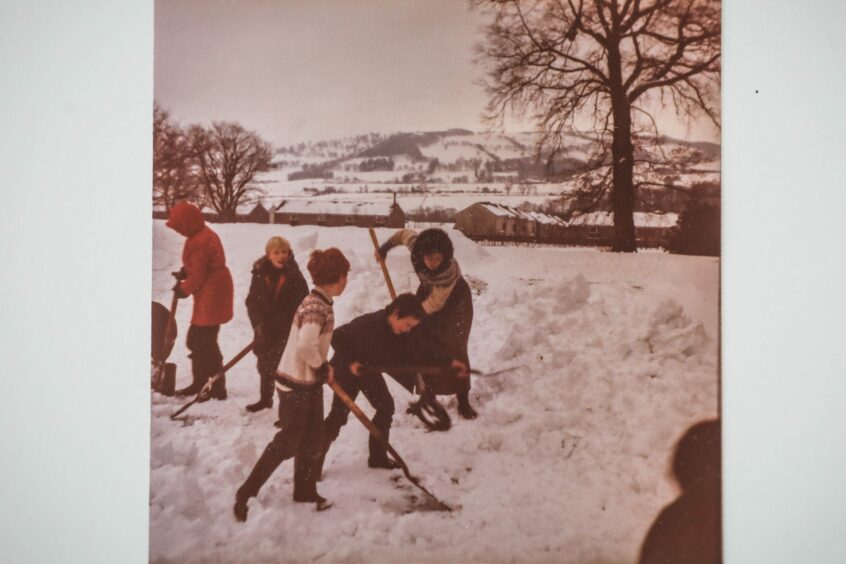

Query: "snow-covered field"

xmin=256 ymin=188 xmax=574 ymax=217
xmin=150 ymin=221 xmax=718 ymax=563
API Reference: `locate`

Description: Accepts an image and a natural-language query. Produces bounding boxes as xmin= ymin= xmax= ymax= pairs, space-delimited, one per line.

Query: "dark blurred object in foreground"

xmin=639 ymin=419 xmax=722 ymax=564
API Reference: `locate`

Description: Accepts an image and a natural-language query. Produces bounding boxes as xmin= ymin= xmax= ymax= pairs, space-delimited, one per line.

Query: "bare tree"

xmin=188 ymin=122 xmax=274 ymax=222
xmin=474 ymin=0 xmax=720 ymax=251
xmin=153 ymin=103 xmax=199 ymax=211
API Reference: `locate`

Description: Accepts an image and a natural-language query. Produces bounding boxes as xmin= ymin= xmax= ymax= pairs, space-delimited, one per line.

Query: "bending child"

xmin=320 ymin=293 xmax=426 ymax=475
xmin=378 ymin=228 xmax=478 ymax=419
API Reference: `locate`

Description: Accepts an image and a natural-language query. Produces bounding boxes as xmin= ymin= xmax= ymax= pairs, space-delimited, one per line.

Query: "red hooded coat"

xmin=166 ymin=202 xmax=234 ymax=326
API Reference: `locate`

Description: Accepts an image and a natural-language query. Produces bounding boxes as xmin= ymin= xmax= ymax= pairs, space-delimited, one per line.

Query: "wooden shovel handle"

xmin=369 ymin=228 xmax=397 ymax=300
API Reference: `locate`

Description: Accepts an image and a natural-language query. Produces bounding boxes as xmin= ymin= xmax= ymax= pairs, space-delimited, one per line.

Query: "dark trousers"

xmin=324 ymin=368 xmax=395 ymax=465
xmin=238 ymin=385 xmax=324 ymax=500
xmin=255 ymin=346 xmax=285 ymax=403
xmin=186 ymin=324 xmax=225 ymax=394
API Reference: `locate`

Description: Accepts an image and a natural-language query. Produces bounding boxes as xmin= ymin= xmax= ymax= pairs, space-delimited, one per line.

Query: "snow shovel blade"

xmin=151 ymin=360 xmax=177 ymax=396
xmin=151 ymin=301 xmax=177 ymax=362
xmin=152 ymin=362 xmax=176 ymax=396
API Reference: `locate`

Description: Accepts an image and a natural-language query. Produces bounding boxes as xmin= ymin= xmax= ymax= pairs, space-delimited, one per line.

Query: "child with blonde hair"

xmin=244 ymin=236 xmax=309 ymax=412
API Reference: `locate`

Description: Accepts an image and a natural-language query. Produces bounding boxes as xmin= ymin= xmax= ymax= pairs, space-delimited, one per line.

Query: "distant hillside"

xmin=357 ymin=129 xmax=474 ymax=159
xmin=656 ymin=135 xmax=721 ymax=160
xmin=276 ymin=128 xmax=720 ymax=184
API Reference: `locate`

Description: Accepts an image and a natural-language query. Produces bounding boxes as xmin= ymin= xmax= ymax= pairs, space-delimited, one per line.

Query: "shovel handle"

xmin=328 ymin=379 xmax=451 ymax=511
xmin=170 ymin=342 xmax=254 ymax=420
xmin=369 ymin=228 xmax=397 ymax=300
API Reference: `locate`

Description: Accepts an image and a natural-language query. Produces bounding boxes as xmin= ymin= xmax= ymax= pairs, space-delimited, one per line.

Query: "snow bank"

xmin=150 ymin=222 xmax=718 ymax=563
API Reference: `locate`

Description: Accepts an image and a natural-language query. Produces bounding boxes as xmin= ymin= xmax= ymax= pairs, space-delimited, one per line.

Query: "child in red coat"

xmin=166 ymin=201 xmax=234 ymax=399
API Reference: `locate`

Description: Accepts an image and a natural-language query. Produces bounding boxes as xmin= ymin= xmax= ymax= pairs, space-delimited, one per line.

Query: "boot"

xmin=175 ymin=383 xmax=203 ymax=397
xmin=367 ymin=427 xmax=399 ymax=469
xmin=368 ymin=457 xmax=401 ymax=470
xmin=210 ymin=374 xmax=227 ymax=400
xmin=246 ymin=398 xmax=273 ymax=412
xmin=315 ymin=494 xmax=332 ymax=512
xmin=316 ymin=448 xmax=328 ymax=482
xmin=456 ymin=391 xmax=478 ymax=420
xmin=233 ymin=489 xmax=250 ymax=522
xmin=293 ymin=491 xmax=332 ymax=511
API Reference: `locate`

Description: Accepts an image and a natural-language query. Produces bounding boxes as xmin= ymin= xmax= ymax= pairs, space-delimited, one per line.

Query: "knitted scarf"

xmin=417 ymin=258 xmax=461 ymax=289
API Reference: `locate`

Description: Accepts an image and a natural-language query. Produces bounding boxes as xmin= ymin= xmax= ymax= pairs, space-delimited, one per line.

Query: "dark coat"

xmin=411 ymin=276 xmax=473 ymax=395
xmin=330 ymin=308 xmax=414 ymax=374
xmin=245 ymin=255 xmax=309 ymax=354
xmin=167 ymin=202 xmax=234 ymax=326
xmin=638 ymin=487 xmax=721 ymax=564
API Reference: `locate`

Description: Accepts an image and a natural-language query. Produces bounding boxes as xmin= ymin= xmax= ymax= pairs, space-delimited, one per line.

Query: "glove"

xmin=172 ymin=267 xmax=188 ymax=281
xmin=172 ymin=281 xmax=189 ymax=299
xmin=253 ymin=325 xmax=267 ymax=349
xmin=378 ymin=241 xmax=394 ymax=260
xmin=315 ymin=361 xmax=330 ymax=383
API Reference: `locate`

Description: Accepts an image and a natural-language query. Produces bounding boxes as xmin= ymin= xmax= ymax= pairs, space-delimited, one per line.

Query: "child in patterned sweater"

xmin=234 ymin=248 xmax=350 ymax=520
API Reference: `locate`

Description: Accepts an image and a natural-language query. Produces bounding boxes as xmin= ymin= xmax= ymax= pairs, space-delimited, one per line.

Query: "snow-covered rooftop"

xmin=275 ymin=199 xmax=396 ymax=216
xmin=478 ymin=202 xmax=566 ymax=225
xmin=480 ymin=203 xmax=515 ymax=217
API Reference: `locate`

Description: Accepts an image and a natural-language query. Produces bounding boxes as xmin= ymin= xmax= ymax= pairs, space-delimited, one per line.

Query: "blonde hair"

xmin=265 ymin=236 xmax=291 ymax=256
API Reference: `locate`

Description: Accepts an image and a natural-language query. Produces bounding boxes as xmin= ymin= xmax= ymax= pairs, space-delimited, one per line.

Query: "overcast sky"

xmin=154 ymin=0 xmax=720 ymax=148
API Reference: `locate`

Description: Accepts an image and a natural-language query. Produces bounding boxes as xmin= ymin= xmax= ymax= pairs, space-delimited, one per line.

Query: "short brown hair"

xmin=307 ymin=248 xmax=350 ymax=285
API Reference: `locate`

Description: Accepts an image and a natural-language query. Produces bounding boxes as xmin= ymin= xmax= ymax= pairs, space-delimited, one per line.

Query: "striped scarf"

xmin=417 ymin=258 xmax=461 ymax=289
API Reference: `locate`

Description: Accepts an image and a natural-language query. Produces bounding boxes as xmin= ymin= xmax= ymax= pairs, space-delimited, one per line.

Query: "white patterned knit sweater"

xmin=275 ymin=288 xmax=334 ymax=388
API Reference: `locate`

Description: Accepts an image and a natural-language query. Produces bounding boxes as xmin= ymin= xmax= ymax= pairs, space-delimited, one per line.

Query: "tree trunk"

xmin=607 ymin=40 xmax=638 ymax=252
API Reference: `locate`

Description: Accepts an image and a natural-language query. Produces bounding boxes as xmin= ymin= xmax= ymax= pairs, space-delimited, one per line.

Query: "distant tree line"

xmin=359 ymin=157 xmax=395 ymax=172
xmin=287 ymin=164 xmax=334 ymax=181
xmin=153 ymin=103 xmax=274 ymax=222
xmin=407 ymin=206 xmax=458 ymax=223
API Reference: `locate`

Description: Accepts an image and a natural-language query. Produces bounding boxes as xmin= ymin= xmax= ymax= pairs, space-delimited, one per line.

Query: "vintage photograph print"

xmin=151 ymin=1 xmax=721 ymax=562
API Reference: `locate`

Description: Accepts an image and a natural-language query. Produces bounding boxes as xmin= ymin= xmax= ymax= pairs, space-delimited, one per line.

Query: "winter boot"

xmin=175 ymin=383 xmax=203 ymax=397
xmin=315 ymin=494 xmax=333 ymax=512
xmin=456 ymin=391 xmax=478 ymax=420
xmin=233 ymin=489 xmax=250 ymax=522
xmin=209 ymin=373 xmax=227 ymax=400
xmin=293 ymin=492 xmax=332 ymax=511
xmin=246 ymin=398 xmax=273 ymax=412
xmin=368 ymin=457 xmax=401 ymax=470
xmin=367 ymin=427 xmax=400 ymax=469
xmin=315 ymin=448 xmax=328 ymax=482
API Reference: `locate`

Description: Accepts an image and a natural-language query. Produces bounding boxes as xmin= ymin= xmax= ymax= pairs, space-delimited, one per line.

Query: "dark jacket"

xmin=413 ymin=276 xmax=473 ymax=366
xmin=245 ymin=255 xmax=309 ymax=354
xmin=330 ymin=308 xmax=414 ymax=374
xmin=166 ymin=202 xmax=234 ymax=326
xmin=639 ymin=419 xmax=721 ymax=564
xmin=411 ymin=276 xmax=473 ymax=395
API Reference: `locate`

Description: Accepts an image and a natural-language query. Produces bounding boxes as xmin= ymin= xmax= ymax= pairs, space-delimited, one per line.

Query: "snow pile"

xmin=150 ymin=222 xmax=718 ymax=563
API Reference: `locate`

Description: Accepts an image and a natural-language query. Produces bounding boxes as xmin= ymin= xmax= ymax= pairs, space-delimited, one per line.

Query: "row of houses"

xmin=155 ymin=198 xmax=678 ymax=248
xmin=455 ymin=202 xmax=678 ymax=248
xmin=454 ymin=202 xmax=567 ymax=240
xmin=153 ymin=194 xmax=405 ymax=228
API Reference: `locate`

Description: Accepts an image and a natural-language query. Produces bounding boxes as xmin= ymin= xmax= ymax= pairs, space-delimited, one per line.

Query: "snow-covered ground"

xmin=150 ymin=221 xmax=718 ymax=563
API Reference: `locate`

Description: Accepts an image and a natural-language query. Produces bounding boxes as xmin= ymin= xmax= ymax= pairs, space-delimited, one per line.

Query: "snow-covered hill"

xmin=150 ymin=222 xmax=718 ymax=563
xmin=259 ymin=129 xmax=719 ymax=196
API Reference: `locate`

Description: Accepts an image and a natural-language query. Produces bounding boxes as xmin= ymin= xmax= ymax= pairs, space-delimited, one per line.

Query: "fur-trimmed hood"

xmin=410 ymin=228 xmax=454 ymax=276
